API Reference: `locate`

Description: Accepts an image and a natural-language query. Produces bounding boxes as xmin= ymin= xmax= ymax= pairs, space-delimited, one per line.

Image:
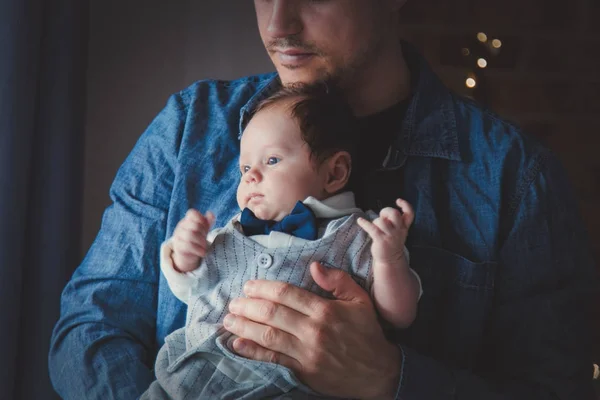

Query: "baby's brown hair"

xmin=250 ymin=82 xmax=360 ymax=167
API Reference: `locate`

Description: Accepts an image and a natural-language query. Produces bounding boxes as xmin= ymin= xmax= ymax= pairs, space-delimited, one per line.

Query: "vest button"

xmin=256 ymin=253 xmax=273 ymax=268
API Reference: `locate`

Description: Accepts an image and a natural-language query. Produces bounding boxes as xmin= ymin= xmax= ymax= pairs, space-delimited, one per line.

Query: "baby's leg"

xmin=143 ymin=329 xmax=293 ymax=399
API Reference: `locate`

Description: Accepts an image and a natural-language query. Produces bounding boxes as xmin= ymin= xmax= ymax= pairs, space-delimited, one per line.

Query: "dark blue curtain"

xmin=0 ymin=0 xmax=88 ymax=398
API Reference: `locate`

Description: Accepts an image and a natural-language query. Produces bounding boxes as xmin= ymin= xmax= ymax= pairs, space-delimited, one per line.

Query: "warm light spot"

xmin=462 ymin=47 xmax=471 ymax=56
xmin=477 ymin=58 xmax=488 ymax=68
xmin=477 ymin=32 xmax=488 ymax=42
xmin=466 ymin=78 xmax=477 ymax=88
xmin=492 ymin=39 xmax=502 ymax=48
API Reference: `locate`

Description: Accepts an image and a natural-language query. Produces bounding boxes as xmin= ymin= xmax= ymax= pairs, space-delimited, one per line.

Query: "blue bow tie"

xmin=240 ymin=201 xmax=318 ymax=240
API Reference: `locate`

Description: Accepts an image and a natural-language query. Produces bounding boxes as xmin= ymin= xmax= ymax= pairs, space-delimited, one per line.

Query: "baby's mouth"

xmin=247 ymin=193 xmax=264 ymax=204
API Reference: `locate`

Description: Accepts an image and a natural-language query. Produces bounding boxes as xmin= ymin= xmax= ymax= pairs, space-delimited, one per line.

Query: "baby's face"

xmin=237 ymin=103 xmax=328 ymax=221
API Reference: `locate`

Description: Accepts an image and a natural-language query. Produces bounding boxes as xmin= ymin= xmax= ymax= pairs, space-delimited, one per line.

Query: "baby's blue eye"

xmin=267 ymin=157 xmax=280 ymax=165
xmin=242 ymin=165 xmax=250 ymax=173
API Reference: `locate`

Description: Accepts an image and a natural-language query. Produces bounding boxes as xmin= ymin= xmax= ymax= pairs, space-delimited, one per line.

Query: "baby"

xmin=142 ymin=83 xmax=421 ymax=400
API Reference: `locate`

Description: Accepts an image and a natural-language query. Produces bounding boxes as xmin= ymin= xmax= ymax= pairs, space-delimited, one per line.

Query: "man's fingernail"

xmin=243 ymin=281 xmax=254 ymax=294
xmin=229 ymin=299 xmax=240 ymax=312
xmin=314 ymin=262 xmax=326 ymax=274
xmin=233 ymin=339 xmax=245 ymax=352
xmin=223 ymin=314 xmax=235 ymax=328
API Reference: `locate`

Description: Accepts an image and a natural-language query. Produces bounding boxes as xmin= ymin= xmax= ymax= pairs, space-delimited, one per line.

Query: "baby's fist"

xmin=357 ymin=198 xmax=414 ymax=265
xmin=171 ymin=209 xmax=215 ymax=272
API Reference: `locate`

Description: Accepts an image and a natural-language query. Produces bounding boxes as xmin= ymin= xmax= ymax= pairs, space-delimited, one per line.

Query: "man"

xmin=49 ymin=1 xmax=597 ymax=399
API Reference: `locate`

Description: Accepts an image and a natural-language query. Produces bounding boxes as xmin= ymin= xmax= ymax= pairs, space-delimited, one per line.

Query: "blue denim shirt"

xmin=49 ymin=44 xmax=597 ymax=399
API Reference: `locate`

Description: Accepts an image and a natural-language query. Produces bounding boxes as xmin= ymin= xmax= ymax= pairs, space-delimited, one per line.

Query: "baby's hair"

xmin=250 ymin=81 xmax=359 ymax=166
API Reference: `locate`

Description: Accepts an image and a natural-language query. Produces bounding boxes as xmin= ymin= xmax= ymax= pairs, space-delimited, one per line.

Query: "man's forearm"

xmin=50 ymin=329 xmax=154 ymax=399
xmin=49 ymin=271 xmax=160 ymax=399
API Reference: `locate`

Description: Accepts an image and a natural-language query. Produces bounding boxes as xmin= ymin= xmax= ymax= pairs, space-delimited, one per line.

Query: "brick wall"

xmin=399 ymin=0 xmax=600 ymax=368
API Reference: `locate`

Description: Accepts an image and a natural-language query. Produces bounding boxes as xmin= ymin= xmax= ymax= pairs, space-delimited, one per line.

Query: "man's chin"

xmin=277 ymin=66 xmax=331 ymax=86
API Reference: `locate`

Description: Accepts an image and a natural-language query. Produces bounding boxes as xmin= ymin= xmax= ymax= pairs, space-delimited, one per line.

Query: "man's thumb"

xmin=310 ymin=261 xmax=369 ymax=303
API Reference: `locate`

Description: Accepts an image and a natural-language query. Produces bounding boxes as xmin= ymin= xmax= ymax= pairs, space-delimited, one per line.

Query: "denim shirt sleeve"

xmin=48 ymin=93 xmax=185 ymax=399
xmin=395 ymin=151 xmax=597 ymax=400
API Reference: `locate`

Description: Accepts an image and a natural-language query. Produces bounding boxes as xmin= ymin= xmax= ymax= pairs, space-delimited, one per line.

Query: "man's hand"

xmin=223 ymin=262 xmax=402 ymax=399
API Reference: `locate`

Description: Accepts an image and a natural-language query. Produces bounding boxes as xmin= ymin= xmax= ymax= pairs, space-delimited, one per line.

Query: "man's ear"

xmin=323 ymin=151 xmax=352 ymax=195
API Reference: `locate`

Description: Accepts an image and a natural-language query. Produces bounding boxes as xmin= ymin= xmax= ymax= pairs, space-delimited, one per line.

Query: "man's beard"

xmin=268 ymin=32 xmax=386 ymax=91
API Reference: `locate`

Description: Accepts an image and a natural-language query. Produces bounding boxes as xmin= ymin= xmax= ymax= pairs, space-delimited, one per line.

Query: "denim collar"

xmin=238 ymin=41 xmax=462 ymax=168
xmin=238 ymin=75 xmax=280 ymax=139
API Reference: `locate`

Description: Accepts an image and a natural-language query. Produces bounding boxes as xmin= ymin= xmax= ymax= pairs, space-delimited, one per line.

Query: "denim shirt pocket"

xmin=401 ymin=245 xmax=497 ymax=369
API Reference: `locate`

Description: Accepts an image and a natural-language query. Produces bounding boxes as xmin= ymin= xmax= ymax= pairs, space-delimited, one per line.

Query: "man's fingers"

xmin=223 ymin=313 xmax=303 ymax=360
xmin=310 ymin=262 xmax=371 ymax=303
xmin=230 ymin=337 xmax=301 ymax=373
xmin=229 ymin=297 xmax=308 ymax=336
xmin=242 ymin=280 xmax=326 ymax=318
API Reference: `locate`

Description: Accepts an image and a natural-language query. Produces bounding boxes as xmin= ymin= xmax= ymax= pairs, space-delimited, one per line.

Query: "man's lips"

xmin=273 ymin=48 xmax=316 ymax=64
xmin=277 ymin=48 xmax=313 ymax=56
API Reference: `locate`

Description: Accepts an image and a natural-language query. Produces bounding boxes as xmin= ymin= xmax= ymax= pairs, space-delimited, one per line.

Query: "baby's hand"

xmin=171 ymin=209 xmax=215 ymax=273
xmin=357 ymin=199 xmax=414 ymax=266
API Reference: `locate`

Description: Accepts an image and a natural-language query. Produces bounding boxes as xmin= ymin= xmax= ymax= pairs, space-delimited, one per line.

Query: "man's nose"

xmin=267 ymin=0 xmax=302 ymax=38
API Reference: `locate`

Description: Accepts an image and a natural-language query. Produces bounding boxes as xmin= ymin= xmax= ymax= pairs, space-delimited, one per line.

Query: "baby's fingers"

xmin=173 ymin=236 xmax=208 ymax=258
xmin=185 ymin=209 xmax=215 ymax=230
xmin=172 ymin=248 xmax=203 ymax=273
xmin=184 ymin=209 xmax=203 ymax=223
xmin=357 ymin=217 xmax=384 ymax=240
xmin=179 ymin=210 xmax=215 ymax=237
xmin=395 ymin=199 xmax=415 ymax=226
xmin=379 ymin=207 xmax=404 ymax=229
xmin=205 ymin=211 xmax=216 ymax=228
xmin=174 ymin=223 xmax=207 ymax=248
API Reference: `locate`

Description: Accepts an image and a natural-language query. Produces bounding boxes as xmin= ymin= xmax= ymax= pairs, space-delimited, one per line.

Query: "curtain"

xmin=0 ymin=0 xmax=89 ymax=398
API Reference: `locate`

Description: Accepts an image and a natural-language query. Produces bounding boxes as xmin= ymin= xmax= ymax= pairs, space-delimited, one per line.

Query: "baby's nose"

xmin=245 ymin=168 xmax=262 ymax=183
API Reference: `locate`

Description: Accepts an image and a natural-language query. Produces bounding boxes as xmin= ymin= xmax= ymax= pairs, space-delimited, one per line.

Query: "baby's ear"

xmin=324 ymin=151 xmax=352 ymax=195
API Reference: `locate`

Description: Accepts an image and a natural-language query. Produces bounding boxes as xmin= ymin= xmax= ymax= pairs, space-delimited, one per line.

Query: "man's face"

xmin=254 ymin=0 xmax=396 ymax=87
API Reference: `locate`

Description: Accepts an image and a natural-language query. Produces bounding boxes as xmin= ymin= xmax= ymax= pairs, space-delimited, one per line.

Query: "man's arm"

xmin=48 ymin=94 xmax=185 ymax=399
xmin=224 ymin=152 xmax=597 ymax=399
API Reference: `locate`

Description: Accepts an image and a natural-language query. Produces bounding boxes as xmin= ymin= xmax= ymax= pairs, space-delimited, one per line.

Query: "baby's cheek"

xmin=235 ymin=186 xmax=245 ymax=209
xmin=263 ymin=197 xmax=291 ymax=221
